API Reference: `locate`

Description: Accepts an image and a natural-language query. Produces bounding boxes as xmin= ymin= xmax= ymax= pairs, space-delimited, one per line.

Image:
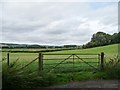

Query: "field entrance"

xmin=3 ymin=52 xmax=104 ymax=73
xmin=42 ymin=53 xmax=102 ymax=73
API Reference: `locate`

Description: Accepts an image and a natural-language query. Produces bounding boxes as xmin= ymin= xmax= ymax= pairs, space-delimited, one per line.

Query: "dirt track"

xmin=49 ymin=80 xmax=120 ymax=88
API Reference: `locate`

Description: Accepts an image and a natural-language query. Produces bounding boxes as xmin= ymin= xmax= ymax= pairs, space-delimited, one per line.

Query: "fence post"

xmin=73 ymin=54 xmax=75 ymax=72
xmin=38 ymin=53 xmax=43 ymax=72
xmin=100 ymin=52 xmax=104 ymax=71
xmin=98 ymin=54 xmax=100 ymax=65
xmin=7 ymin=53 xmax=9 ymax=67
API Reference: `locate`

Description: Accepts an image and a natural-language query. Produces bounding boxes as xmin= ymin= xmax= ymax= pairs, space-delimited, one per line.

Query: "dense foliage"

xmin=83 ymin=32 xmax=120 ymax=48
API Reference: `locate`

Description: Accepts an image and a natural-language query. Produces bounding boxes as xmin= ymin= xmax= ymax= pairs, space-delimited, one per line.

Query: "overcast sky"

xmin=1 ymin=0 xmax=118 ymax=45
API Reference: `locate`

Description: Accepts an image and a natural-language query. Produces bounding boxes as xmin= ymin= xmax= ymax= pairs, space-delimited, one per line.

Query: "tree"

xmin=83 ymin=31 xmax=119 ymax=48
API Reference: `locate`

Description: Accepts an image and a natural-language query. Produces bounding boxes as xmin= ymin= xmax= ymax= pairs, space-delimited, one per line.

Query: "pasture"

xmin=2 ymin=44 xmax=120 ymax=88
xmin=1 ymin=44 xmax=119 ymax=73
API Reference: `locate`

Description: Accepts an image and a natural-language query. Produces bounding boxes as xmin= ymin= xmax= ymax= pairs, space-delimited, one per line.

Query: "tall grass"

xmin=104 ymin=55 xmax=120 ymax=79
xmin=2 ymin=60 xmax=57 ymax=89
xmin=2 ymin=58 xmax=107 ymax=89
xmin=3 ymin=57 xmax=119 ymax=89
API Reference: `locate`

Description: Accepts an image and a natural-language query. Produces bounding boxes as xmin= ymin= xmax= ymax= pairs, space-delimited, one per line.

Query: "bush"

xmin=2 ymin=61 xmax=57 ymax=89
xmin=104 ymin=56 xmax=120 ymax=79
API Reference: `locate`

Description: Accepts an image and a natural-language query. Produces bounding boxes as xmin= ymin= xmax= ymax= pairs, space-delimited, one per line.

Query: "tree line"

xmin=1 ymin=31 xmax=119 ymax=49
xmin=82 ymin=31 xmax=120 ymax=48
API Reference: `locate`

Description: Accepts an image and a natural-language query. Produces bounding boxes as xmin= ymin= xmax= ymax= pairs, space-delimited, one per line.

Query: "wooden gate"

xmin=39 ymin=52 xmax=104 ymax=73
xmin=5 ymin=52 xmax=104 ymax=73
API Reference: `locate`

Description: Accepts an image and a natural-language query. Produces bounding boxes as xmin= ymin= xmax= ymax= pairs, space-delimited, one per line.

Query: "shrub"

xmin=2 ymin=60 xmax=57 ymax=89
xmin=104 ymin=56 xmax=120 ymax=79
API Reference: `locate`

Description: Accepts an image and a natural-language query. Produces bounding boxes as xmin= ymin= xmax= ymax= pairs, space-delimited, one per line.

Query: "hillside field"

xmin=2 ymin=44 xmax=120 ymax=88
xmin=2 ymin=44 xmax=119 ymax=56
xmin=1 ymin=44 xmax=119 ymax=72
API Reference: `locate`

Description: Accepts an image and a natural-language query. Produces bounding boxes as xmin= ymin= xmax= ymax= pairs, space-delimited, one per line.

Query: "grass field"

xmin=46 ymin=44 xmax=118 ymax=56
xmin=1 ymin=44 xmax=119 ymax=73
xmin=2 ymin=44 xmax=120 ymax=88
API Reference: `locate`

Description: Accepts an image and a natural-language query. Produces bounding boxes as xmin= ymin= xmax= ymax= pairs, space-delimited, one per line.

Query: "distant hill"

xmin=0 ymin=43 xmax=30 ymax=48
xmin=0 ymin=43 xmax=81 ymax=49
xmin=0 ymin=43 xmax=54 ymax=48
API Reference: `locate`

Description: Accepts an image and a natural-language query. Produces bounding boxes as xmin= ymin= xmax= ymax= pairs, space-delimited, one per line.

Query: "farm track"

xmin=49 ymin=80 xmax=120 ymax=88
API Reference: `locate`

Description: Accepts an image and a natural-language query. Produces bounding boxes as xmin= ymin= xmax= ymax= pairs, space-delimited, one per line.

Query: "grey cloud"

xmin=1 ymin=2 xmax=118 ymax=45
xmin=99 ymin=16 xmax=118 ymax=26
xmin=3 ymin=23 xmax=44 ymax=33
xmin=45 ymin=29 xmax=68 ymax=35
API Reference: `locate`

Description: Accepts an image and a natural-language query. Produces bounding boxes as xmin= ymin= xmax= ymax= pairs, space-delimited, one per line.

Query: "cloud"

xmin=1 ymin=2 xmax=118 ymax=45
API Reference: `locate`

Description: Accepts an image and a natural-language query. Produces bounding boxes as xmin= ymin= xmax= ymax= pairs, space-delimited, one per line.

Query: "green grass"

xmin=2 ymin=44 xmax=119 ymax=58
xmin=2 ymin=69 xmax=107 ymax=88
xmin=2 ymin=44 xmax=120 ymax=88
xmin=46 ymin=44 xmax=118 ymax=57
xmin=1 ymin=44 xmax=119 ymax=74
xmin=1 ymin=44 xmax=119 ymax=73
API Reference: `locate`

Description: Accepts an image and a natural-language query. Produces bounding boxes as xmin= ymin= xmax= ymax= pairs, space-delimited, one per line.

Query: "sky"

xmin=1 ymin=0 xmax=119 ymax=45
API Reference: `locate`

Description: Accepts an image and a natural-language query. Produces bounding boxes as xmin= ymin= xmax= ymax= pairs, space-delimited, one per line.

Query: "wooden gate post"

xmin=73 ymin=54 xmax=75 ymax=72
xmin=38 ymin=53 xmax=43 ymax=72
xmin=100 ymin=52 xmax=104 ymax=71
xmin=7 ymin=53 xmax=10 ymax=67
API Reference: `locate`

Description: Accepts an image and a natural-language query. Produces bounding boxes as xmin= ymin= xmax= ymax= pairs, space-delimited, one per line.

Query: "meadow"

xmin=1 ymin=44 xmax=119 ymax=73
xmin=1 ymin=44 xmax=120 ymax=88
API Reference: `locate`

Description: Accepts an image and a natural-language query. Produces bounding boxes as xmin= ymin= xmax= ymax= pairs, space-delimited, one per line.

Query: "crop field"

xmin=1 ymin=44 xmax=119 ymax=73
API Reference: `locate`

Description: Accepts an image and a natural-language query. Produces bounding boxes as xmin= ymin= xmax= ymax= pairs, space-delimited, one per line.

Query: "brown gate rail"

xmin=5 ymin=52 xmax=105 ymax=73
